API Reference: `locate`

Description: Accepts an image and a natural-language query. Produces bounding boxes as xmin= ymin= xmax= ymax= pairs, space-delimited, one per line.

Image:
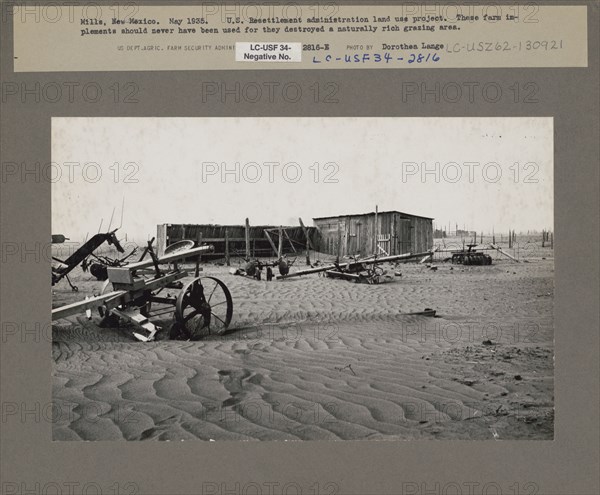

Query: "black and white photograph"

xmin=50 ymin=117 xmax=554 ymax=441
xmin=3 ymin=2 xmax=599 ymax=493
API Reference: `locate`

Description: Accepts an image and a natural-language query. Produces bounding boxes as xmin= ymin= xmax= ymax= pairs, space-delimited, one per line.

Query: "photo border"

xmin=1 ymin=2 xmax=598 ymax=494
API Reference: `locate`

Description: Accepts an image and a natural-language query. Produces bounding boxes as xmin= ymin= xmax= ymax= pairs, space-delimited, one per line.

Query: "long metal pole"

xmin=276 ymin=250 xmax=434 ymax=279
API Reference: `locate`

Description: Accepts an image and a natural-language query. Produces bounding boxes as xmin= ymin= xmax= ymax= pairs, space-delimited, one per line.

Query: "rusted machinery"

xmin=82 ymin=246 xmax=139 ymax=281
xmin=325 ymin=261 xmax=390 ymax=284
xmin=52 ymin=241 xmax=233 ymax=342
xmin=232 ymin=257 xmax=294 ymax=281
xmin=451 ymin=244 xmax=493 ymax=265
xmin=276 ymin=250 xmax=436 ymax=282
xmin=52 ymin=230 xmax=125 ymax=291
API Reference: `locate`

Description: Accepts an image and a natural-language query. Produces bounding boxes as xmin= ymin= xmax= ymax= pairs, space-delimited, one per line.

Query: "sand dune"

xmin=52 ymin=255 xmax=554 ymax=441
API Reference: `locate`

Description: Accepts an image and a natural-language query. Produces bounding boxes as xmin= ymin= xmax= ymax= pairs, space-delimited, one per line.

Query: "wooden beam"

xmin=53 ymin=269 xmax=185 ymax=321
xmin=278 ymin=225 xmax=283 ymax=259
xmin=245 ymin=218 xmax=251 ymax=259
xmin=194 ymin=232 xmax=202 ymax=277
xmin=419 ymin=246 xmax=439 ymax=264
xmin=121 ymin=245 xmax=214 ymax=271
xmin=264 ymin=230 xmax=278 ymax=256
xmin=374 ymin=205 xmax=378 ymax=255
xmin=156 ymin=224 xmax=167 ymax=257
xmin=178 ymin=237 xmax=262 ymax=243
xmin=283 ymin=228 xmax=297 ymax=253
xmin=225 ymin=229 xmax=230 ymax=266
xmin=52 ymin=289 xmax=128 ymax=320
xmin=336 ymin=222 xmax=342 ymax=263
xmin=298 ymin=218 xmax=311 ymax=265
xmin=490 ymin=243 xmax=520 ymax=262
xmin=298 ymin=219 xmax=314 ymax=250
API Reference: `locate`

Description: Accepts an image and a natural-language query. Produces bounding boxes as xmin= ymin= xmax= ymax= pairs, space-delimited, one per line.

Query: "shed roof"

xmin=313 ymin=210 xmax=434 ymax=221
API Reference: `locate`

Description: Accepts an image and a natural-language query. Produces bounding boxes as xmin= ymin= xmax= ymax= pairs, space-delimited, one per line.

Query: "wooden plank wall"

xmin=157 ymin=224 xmax=317 ymax=260
xmin=313 ymin=213 xmax=433 ymax=257
xmin=156 ymin=224 xmax=167 ymax=257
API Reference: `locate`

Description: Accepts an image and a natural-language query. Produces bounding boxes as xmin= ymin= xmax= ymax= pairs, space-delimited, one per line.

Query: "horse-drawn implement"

xmin=52 ymin=241 xmax=233 ymax=342
xmin=450 ymin=244 xmax=493 ymax=266
xmin=276 ymin=250 xmax=436 ymax=283
xmin=52 ymin=230 xmax=125 ymax=291
xmin=82 ymin=245 xmax=139 ymax=281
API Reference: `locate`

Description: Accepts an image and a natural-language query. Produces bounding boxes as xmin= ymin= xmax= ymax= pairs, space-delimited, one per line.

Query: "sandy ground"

xmin=51 ymin=244 xmax=554 ymax=441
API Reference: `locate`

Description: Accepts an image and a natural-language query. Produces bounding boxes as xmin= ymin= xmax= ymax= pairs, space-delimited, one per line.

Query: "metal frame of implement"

xmin=52 ymin=243 xmax=234 ymax=342
xmin=52 ymin=230 xmax=125 ymax=291
xmin=276 ymin=250 xmax=436 ymax=280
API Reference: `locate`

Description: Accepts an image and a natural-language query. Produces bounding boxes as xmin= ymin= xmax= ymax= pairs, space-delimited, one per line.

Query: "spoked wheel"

xmin=174 ymin=277 xmax=233 ymax=340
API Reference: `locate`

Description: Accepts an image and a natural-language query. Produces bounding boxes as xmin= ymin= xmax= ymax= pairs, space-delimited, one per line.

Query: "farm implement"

xmin=52 ymin=240 xmax=233 ymax=342
xmin=450 ymin=244 xmax=493 ymax=266
xmin=276 ymin=250 xmax=437 ymax=283
xmin=52 ymin=230 xmax=125 ymax=291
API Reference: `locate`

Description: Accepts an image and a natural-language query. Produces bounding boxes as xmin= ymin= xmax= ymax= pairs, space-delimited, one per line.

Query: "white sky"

xmin=52 ymin=117 xmax=553 ymax=242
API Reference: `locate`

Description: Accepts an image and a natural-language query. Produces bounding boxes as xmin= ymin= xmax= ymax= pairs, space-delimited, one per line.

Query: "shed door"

xmin=346 ymin=220 xmax=357 ymax=256
xmin=398 ymin=220 xmax=412 ymax=254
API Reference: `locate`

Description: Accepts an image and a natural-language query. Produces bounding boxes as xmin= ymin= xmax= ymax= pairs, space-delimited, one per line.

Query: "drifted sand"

xmin=52 ymin=253 xmax=554 ymax=441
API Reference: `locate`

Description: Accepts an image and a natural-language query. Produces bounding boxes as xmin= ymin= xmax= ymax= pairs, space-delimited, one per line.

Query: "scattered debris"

xmin=335 ymin=364 xmax=356 ymax=376
xmin=326 ymin=260 xmax=391 ymax=285
xmin=402 ymin=308 xmax=437 ymax=317
xmin=84 ymin=296 xmax=92 ymax=319
xmin=232 ymin=257 xmax=296 ymax=281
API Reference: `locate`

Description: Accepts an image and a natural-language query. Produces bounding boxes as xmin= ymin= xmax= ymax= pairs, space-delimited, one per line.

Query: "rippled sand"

xmin=52 ymin=254 xmax=554 ymax=441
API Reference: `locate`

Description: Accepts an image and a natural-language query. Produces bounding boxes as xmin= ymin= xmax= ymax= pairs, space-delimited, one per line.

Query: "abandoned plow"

xmin=52 ymin=241 xmax=233 ymax=342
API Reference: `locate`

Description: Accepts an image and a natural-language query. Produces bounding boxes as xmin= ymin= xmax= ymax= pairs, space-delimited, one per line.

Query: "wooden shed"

xmin=312 ymin=210 xmax=433 ymax=258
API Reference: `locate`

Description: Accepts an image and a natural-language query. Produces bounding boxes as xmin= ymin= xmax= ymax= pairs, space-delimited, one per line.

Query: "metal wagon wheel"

xmin=174 ymin=276 xmax=233 ymax=340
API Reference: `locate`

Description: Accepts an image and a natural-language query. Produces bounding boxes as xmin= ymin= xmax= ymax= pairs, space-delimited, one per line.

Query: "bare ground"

xmin=52 ymin=247 xmax=554 ymax=441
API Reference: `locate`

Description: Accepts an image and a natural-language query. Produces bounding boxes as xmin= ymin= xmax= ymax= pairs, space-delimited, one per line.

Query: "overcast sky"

xmin=52 ymin=117 xmax=553 ymax=242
